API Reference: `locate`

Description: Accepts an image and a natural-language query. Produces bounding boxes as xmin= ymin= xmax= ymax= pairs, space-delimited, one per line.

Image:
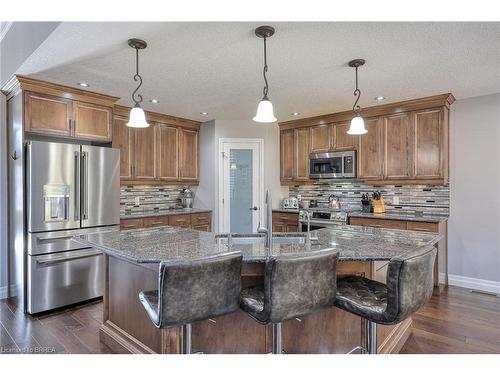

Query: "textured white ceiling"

xmin=18 ymin=22 xmax=500 ymax=122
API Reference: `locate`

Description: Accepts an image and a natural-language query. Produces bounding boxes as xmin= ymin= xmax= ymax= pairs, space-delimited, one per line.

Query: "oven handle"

xmin=36 ymin=250 xmax=101 ymax=266
xmin=300 ymin=220 xmax=345 ymax=226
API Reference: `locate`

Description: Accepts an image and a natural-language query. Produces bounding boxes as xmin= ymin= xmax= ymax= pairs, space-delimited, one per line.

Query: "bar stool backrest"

xmin=157 ymin=251 xmax=242 ymax=328
xmin=264 ymin=249 xmax=338 ymax=323
xmin=383 ymin=245 xmax=436 ymax=324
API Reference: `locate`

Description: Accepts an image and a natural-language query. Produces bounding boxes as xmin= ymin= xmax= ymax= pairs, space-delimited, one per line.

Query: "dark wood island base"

xmin=100 ymin=255 xmax=412 ymax=354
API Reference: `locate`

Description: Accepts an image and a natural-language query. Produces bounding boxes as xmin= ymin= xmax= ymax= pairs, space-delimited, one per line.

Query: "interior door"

xmin=220 ymin=140 xmax=263 ymax=233
xmin=81 ymin=145 xmax=120 ymax=228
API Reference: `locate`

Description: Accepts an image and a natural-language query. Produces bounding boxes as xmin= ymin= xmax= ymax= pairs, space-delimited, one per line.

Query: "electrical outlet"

xmin=393 ymin=196 xmax=400 ymax=205
xmin=135 ymin=197 xmax=140 ymax=206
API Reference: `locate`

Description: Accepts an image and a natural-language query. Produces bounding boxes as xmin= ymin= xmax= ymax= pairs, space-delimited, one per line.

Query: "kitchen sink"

xmin=215 ymin=233 xmax=307 ymax=247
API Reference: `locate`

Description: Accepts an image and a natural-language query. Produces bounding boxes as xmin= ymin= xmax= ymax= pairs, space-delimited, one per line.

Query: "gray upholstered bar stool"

xmin=138 ymin=251 xmax=242 ymax=354
xmin=335 ymin=245 xmax=437 ymax=354
xmin=240 ymin=249 xmax=339 ymax=354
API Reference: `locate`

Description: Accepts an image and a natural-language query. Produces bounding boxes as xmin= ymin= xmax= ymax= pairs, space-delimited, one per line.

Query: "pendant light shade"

xmin=253 ymin=26 xmax=277 ymax=124
xmin=126 ymin=38 xmax=150 ymax=128
xmin=348 ymin=115 xmax=367 ymax=135
xmin=253 ymin=97 xmax=277 ymax=123
xmin=347 ymin=59 xmax=368 ymax=135
xmin=127 ymin=104 xmax=149 ymax=128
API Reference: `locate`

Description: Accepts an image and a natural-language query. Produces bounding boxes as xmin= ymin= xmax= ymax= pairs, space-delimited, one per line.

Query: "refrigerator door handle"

xmin=82 ymin=151 xmax=88 ymax=220
xmin=35 ymin=249 xmax=101 ymax=266
xmin=74 ymin=151 xmax=80 ymax=220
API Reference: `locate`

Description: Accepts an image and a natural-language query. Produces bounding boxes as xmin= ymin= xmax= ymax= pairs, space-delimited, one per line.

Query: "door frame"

xmin=218 ymin=138 xmax=264 ymax=233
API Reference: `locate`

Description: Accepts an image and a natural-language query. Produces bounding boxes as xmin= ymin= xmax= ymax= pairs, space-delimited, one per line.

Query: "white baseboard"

xmin=444 ymin=273 xmax=500 ymax=295
xmin=0 ymin=284 xmax=17 ymax=300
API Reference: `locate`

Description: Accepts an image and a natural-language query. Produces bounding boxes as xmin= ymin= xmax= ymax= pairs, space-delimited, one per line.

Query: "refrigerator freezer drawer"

xmin=27 ymin=226 xmax=119 ymax=256
xmin=27 ymin=249 xmax=103 ymax=314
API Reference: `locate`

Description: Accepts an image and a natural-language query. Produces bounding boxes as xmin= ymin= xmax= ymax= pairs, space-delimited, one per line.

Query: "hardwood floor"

xmin=0 ymin=286 xmax=499 ymax=354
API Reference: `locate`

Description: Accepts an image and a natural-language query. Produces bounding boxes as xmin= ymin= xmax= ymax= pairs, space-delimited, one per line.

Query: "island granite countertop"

xmin=347 ymin=211 xmax=448 ymax=223
xmin=120 ymin=208 xmax=212 ymax=220
xmin=73 ymin=225 xmax=441 ymax=265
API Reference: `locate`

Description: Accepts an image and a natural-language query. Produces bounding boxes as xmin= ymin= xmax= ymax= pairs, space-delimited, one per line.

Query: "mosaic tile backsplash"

xmin=288 ymin=181 xmax=450 ymax=216
xmin=120 ymin=185 xmax=191 ymax=215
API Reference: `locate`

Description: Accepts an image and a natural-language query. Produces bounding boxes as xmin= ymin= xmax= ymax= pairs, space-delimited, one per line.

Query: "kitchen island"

xmin=74 ymin=225 xmax=441 ymax=354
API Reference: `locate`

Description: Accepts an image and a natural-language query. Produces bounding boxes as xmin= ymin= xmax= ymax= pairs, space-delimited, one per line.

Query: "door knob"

xmin=249 ymin=206 xmax=258 ymax=211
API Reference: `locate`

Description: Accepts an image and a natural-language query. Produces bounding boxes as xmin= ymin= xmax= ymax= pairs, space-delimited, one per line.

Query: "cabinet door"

xmin=310 ymin=125 xmax=331 ymax=152
xmin=285 ymin=224 xmax=298 ymax=233
xmin=134 ymin=124 xmax=157 ymax=180
xmin=384 ymin=113 xmax=412 ymax=179
xmin=192 ymin=223 xmax=211 ymax=232
xmin=169 ymin=214 xmax=192 ymax=228
xmin=358 ymin=117 xmax=384 ymax=180
xmin=280 ymin=130 xmax=295 ymax=181
xmin=24 ymin=92 xmax=72 ymax=136
xmin=273 ymin=222 xmax=287 ymax=233
xmin=156 ymin=124 xmax=179 ymax=181
xmin=112 ymin=116 xmax=134 ymax=179
xmin=73 ymin=101 xmax=112 ymax=141
xmin=179 ymin=128 xmax=199 ymax=181
xmin=414 ymin=109 xmax=444 ymax=179
xmin=332 ymin=122 xmax=357 ymax=151
xmin=120 ymin=218 xmax=144 ymax=230
xmin=294 ymin=127 xmax=310 ymax=180
xmin=143 ymin=216 xmax=170 ymax=228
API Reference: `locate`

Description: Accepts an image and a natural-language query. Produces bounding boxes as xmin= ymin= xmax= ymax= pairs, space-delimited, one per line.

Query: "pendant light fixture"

xmin=347 ymin=59 xmax=368 ymax=135
xmin=253 ymin=26 xmax=277 ymax=123
xmin=126 ymin=38 xmax=149 ymax=128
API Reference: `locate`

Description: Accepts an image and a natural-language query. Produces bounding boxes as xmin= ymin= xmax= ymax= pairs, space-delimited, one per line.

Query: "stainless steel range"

xmin=299 ymin=208 xmax=349 ymax=232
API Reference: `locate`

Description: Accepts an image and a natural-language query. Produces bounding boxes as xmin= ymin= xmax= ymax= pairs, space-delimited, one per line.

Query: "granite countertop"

xmin=73 ymin=225 xmax=441 ymax=265
xmin=120 ymin=208 xmax=212 ymax=219
xmin=347 ymin=211 xmax=448 ymax=223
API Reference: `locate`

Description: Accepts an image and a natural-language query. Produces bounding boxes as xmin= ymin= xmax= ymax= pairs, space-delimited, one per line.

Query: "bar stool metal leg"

xmin=272 ymin=322 xmax=283 ymax=354
xmin=183 ymin=323 xmax=193 ymax=354
xmin=367 ymin=320 xmax=377 ymax=354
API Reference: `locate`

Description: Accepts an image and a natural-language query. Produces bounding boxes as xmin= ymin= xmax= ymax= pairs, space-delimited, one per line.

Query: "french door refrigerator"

xmin=25 ymin=141 xmax=120 ymax=314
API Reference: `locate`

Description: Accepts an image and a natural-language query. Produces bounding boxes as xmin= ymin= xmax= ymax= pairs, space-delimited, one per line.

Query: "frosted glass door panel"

xmin=229 ymin=150 xmax=253 ymax=232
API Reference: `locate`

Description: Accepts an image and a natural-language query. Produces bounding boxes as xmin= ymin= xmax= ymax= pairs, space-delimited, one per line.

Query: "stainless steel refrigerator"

xmin=25 ymin=141 xmax=120 ymax=314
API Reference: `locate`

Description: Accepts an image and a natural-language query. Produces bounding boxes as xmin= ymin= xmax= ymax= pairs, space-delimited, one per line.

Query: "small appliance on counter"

xmin=361 ymin=193 xmax=371 ymax=213
xmin=372 ymin=191 xmax=386 ymax=214
xmin=182 ymin=188 xmax=194 ymax=208
xmin=282 ymin=197 xmax=299 ymax=209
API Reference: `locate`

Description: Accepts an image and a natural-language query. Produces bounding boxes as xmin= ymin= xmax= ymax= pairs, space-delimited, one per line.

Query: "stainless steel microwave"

xmin=309 ymin=151 xmax=356 ymax=179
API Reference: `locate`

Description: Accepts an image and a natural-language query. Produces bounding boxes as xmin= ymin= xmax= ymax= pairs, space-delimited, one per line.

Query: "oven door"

xmin=300 ymin=220 xmax=345 ymax=231
xmin=309 ymin=153 xmax=343 ymax=178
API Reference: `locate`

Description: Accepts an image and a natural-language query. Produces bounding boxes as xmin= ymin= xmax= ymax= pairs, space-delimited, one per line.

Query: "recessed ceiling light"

xmin=291 ymin=112 xmax=300 ymax=116
xmin=374 ymin=96 xmax=386 ymax=101
xmin=149 ymin=99 xmax=160 ymax=104
xmin=78 ymin=82 xmax=90 ymax=87
xmin=200 ymin=112 xmax=208 ymax=115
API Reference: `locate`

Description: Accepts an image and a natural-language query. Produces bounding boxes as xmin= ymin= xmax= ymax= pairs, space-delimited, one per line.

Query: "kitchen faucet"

xmin=257 ymin=190 xmax=273 ymax=249
xmin=300 ymin=209 xmax=318 ymax=244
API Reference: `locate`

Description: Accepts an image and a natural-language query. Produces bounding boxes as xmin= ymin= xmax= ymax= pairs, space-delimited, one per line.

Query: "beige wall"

xmin=449 ymin=93 xmax=500 ymax=285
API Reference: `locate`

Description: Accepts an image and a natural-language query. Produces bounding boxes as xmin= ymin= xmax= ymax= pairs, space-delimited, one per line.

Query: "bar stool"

xmin=240 ymin=249 xmax=339 ymax=354
xmin=335 ymin=245 xmax=437 ymax=354
xmin=138 ymin=251 xmax=242 ymax=354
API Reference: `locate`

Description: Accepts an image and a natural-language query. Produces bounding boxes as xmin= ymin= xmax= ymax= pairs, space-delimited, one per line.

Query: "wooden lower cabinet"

xmin=349 ymin=216 xmax=448 ymax=290
xmin=272 ymin=211 xmax=299 ymax=233
xmin=120 ymin=212 xmax=211 ymax=232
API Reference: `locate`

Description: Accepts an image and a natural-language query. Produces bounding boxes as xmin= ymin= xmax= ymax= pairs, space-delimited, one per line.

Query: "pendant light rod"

xmin=348 ymin=59 xmax=365 ymax=115
xmin=255 ymin=26 xmax=275 ymax=100
xmin=128 ymin=38 xmax=147 ymax=107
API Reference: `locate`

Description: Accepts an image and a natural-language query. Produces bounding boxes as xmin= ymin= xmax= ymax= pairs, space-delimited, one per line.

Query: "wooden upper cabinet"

xmin=73 ymin=101 xmax=112 ymax=141
xmin=134 ymin=124 xmax=157 ymax=180
xmin=280 ymin=129 xmax=295 ymax=181
xmin=294 ymin=127 xmax=310 ymax=180
xmin=414 ymin=108 xmax=445 ymax=179
xmin=310 ymin=125 xmax=331 ymax=152
xmin=112 ymin=116 xmax=134 ymax=179
xmin=156 ymin=124 xmax=179 ymax=181
xmin=358 ymin=117 xmax=384 ymax=180
xmin=384 ymin=113 xmax=412 ymax=179
xmin=24 ymin=92 xmax=72 ymax=136
xmin=179 ymin=128 xmax=199 ymax=181
xmin=332 ymin=122 xmax=357 ymax=151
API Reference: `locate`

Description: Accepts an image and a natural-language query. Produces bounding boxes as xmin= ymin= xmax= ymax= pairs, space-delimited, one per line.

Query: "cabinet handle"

xmin=122 ymin=224 xmax=138 ymax=228
xmin=410 ymin=228 xmax=430 ymax=232
xmin=151 ymin=222 xmax=164 ymax=225
xmin=367 ymin=224 xmax=382 ymax=228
